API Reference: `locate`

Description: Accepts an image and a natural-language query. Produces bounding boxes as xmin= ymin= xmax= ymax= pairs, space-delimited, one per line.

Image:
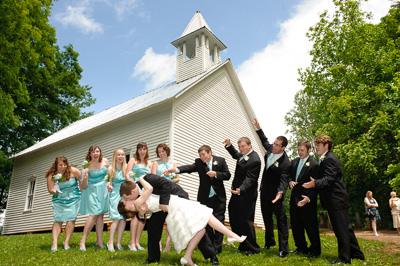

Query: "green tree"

xmin=285 ymin=0 xmax=400 ymax=227
xmin=0 ymin=0 xmax=95 ymax=209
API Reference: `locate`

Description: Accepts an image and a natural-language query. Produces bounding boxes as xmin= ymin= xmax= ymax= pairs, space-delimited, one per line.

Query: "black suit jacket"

xmin=178 ymin=156 xmax=231 ymax=204
xmin=314 ymin=151 xmax=349 ymax=210
xmin=257 ymin=129 xmax=291 ymax=201
xmin=143 ymin=174 xmax=189 ymax=204
xmin=289 ymin=157 xmax=319 ymax=207
xmin=225 ymin=145 xmax=261 ymax=197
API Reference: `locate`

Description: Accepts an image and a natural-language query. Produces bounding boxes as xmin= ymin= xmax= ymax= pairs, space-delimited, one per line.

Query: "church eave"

xmin=171 ymin=26 xmax=227 ymax=50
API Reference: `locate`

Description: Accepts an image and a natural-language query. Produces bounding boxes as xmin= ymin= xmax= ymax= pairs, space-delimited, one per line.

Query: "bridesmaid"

xmin=106 ymin=148 xmax=127 ymax=252
xmin=46 ymin=156 xmax=81 ymax=252
xmin=79 ymin=145 xmax=110 ymax=251
xmin=126 ymin=142 xmax=153 ymax=251
xmin=150 ymin=143 xmax=179 ymax=252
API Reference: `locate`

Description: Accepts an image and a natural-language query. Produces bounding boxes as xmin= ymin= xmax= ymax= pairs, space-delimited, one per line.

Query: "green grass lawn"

xmin=0 ymin=229 xmax=398 ymax=265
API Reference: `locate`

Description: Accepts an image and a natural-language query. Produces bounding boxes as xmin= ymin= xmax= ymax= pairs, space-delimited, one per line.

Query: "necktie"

xmin=267 ymin=153 xmax=275 ymax=168
xmin=207 ymin=161 xmax=216 ymax=198
xmin=296 ymin=159 xmax=305 ymax=181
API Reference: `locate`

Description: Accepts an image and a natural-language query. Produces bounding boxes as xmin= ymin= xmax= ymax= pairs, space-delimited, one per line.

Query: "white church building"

xmin=3 ymin=11 xmax=266 ymax=235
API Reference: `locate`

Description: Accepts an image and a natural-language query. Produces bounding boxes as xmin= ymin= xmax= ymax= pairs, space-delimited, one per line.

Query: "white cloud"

xmin=113 ymin=0 xmax=140 ymax=20
xmin=362 ymin=0 xmax=393 ymax=24
xmin=132 ymin=48 xmax=176 ymax=91
xmin=237 ymin=0 xmax=392 ymax=142
xmin=55 ymin=3 xmax=103 ymax=35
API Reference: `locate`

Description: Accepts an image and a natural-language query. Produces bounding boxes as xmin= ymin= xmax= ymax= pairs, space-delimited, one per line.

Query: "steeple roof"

xmin=171 ymin=11 xmax=226 ymax=51
xmin=180 ymin=11 xmax=212 ymax=37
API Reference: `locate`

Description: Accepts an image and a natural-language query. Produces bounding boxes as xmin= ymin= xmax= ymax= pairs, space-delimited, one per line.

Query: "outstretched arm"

xmin=135 ymin=175 xmax=153 ymax=208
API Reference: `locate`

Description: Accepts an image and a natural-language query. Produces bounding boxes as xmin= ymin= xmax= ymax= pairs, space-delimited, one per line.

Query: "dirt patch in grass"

xmin=321 ymin=229 xmax=400 ymax=255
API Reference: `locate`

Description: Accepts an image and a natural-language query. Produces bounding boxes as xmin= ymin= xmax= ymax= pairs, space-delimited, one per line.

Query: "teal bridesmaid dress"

xmin=156 ymin=160 xmax=173 ymax=180
xmin=52 ymin=177 xmax=81 ymax=222
xmin=79 ymin=166 xmax=109 ymax=215
xmin=108 ymin=168 xmax=126 ymax=220
xmin=131 ymin=163 xmax=150 ymax=182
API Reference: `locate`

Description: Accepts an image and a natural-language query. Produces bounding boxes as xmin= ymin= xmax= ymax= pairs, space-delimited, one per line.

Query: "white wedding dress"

xmin=145 ymin=194 xmax=213 ymax=253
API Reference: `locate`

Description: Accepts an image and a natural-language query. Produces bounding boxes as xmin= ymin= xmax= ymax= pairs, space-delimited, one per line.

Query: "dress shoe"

xmin=227 ymin=235 xmax=247 ymax=247
xmin=245 ymin=250 xmax=258 ymax=256
xmin=308 ymin=254 xmax=319 ymax=258
xmin=143 ymin=259 xmax=159 ymax=264
xmin=329 ymin=259 xmax=349 ymax=264
xmin=276 ymin=251 xmax=288 ymax=258
xmin=210 ymin=255 xmax=219 ymax=265
xmin=180 ymin=257 xmax=198 ymax=266
xmin=290 ymin=248 xmax=308 ymax=254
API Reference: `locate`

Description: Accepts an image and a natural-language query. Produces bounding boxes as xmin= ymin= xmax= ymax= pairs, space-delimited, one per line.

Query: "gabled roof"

xmin=180 ymin=11 xmax=212 ymax=37
xmin=12 ymin=62 xmax=227 ymax=159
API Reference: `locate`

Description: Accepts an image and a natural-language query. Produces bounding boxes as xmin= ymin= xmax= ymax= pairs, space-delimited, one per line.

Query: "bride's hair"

xmin=118 ymin=200 xmax=136 ymax=219
xmin=118 ymin=200 xmax=146 ymax=223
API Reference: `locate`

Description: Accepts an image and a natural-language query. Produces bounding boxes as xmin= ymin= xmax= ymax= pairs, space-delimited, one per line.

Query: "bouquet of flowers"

xmin=52 ymin=173 xmax=66 ymax=194
xmin=80 ymin=160 xmax=91 ymax=181
xmin=104 ymin=174 xmax=111 ymax=199
xmin=129 ymin=171 xmax=139 ymax=181
xmin=161 ymin=172 xmax=177 ymax=180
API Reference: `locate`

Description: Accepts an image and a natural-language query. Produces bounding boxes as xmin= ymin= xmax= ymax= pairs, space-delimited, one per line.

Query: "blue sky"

xmin=49 ymin=0 xmax=392 ymax=142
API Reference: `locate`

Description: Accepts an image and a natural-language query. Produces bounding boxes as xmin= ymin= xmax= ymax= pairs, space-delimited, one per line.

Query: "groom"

xmin=120 ymin=174 xmax=188 ymax=264
xmin=163 ymin=145 xmax=230 ymax=263
xmin=303 ymin=135 xmax=364 ymax=264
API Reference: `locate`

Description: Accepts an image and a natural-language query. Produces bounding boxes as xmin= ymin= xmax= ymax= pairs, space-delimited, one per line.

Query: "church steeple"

xmin=171 ymin=11 xmax=227 ymax=83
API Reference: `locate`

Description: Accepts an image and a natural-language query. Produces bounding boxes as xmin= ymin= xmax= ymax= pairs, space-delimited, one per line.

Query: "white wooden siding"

xmin=3 ymin=106 xmax=172 ymax=234
xmin=172 ymin=68 xmax=266 ymax=228
xmin=177 ymin=46 xmax=215 ymax=83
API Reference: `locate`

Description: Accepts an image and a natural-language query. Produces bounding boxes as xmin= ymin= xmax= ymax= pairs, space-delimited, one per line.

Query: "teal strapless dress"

xmin=156 ymin=160 xmax=173 ymax=180
xmin=108 ymin=168 xmax=126 ymax=220
xmin=131 ymin=164 xmax=150 ymax=182
xmin=52 ymin=178 xmax=81 ymax=222
xmin=79 ymin=166 xmax=109 ymax=215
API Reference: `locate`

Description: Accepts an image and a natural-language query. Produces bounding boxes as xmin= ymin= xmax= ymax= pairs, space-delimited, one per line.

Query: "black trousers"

xmin=228 ymin=194 xmax=260 ymax=254
xmin=146 ymin=211 xmax=168 ymax=261
xmin=290 ymin=203 xmax=321 ymax=255
xmin=328 ymin=209 xmax=365 ymax=263
xmin=203 ymin=195 xmax=226 ymax=253
xmin=261 ymin=195 xmax=289 ymax=253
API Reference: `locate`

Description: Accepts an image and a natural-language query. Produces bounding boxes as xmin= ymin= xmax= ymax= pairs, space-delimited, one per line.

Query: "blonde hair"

xmin=366 ymin=191 xmax=373 ymax=199
xmin=111 ymin=148 xmax=126 ymax=178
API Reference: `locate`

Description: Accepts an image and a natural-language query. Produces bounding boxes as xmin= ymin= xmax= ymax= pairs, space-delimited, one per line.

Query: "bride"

xmin=118 ymin=175 xmax=246 ymax=266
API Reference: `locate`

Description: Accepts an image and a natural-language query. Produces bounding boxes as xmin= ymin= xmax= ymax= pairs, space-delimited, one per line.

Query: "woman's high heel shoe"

xmin=227 ymin=235 xmax=247 ymax=247
xmin=180 ymin=257 xmax=198 ymax=266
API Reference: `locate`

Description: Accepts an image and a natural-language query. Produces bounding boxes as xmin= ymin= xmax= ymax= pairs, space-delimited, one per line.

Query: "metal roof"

xmin=12 ymin=63 xmax=224 ymax=159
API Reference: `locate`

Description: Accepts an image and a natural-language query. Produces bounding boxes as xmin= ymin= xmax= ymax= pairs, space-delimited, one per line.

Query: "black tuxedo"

xmin=143 ymin=174 xmax=188 ymax=262
xmin=178 ymin=156 xmax=231 ymax=253
xmin=226 ymin=145 xmax=261 ymax=254
xmin=256 ymin=129 xmax=291 ymax=254
xmin=289 ymin=156 xmax=320 ymax=256
xmin=314 ymin=151 xmax=364 ymax=263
